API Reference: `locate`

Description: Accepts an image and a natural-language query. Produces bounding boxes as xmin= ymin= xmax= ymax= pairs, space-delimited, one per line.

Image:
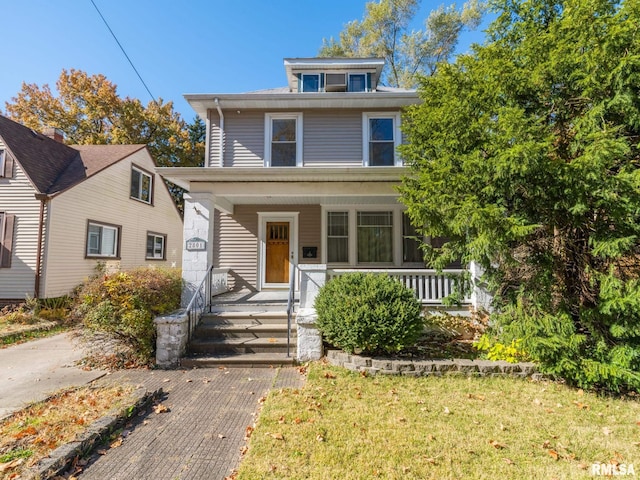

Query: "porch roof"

xmin=156 ymin=166 xmax=408 ymax=211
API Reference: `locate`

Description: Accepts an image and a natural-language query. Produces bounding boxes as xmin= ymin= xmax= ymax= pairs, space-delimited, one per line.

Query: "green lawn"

xmin=236 ymin=362 xmax=640 ymax=480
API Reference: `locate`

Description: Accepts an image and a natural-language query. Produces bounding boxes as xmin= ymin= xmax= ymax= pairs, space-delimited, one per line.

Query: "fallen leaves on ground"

xmin=153 ymin=404 xmax=169 ymax=414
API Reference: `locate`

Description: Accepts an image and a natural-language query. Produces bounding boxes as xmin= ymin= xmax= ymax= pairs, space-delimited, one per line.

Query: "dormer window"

xmin=301 ymin=74 xmax=321 ymax=92
xmin=349 ymin=74 xmax=367 ymax=92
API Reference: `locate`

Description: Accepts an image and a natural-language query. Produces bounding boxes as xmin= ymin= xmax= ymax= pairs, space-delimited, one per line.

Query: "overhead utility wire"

xmin=89 ymin=0 xmax=156 ymax=102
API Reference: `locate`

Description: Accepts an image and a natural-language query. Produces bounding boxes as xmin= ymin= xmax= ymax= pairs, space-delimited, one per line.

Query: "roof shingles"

xmin=0 ymin=115 xmax=146 ymax=196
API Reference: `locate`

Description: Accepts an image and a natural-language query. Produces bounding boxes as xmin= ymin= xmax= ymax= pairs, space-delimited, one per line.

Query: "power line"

xmin=89 ymin=0 xmax=156 ymax=102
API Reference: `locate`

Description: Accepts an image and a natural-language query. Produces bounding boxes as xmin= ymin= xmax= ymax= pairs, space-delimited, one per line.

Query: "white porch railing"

xmin=327 ymin=268 xmax=471 ymax=304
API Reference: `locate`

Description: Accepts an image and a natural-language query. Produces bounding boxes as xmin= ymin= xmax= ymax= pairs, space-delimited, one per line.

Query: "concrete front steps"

xmin=181 ymin=308 xmax=297 ymax=368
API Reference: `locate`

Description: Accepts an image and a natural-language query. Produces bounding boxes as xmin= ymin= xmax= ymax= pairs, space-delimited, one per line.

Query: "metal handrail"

xmin=185 ymin=265 xmax=213 ymax=339
xmin=286 ymin=262 xmax=297 ymax=358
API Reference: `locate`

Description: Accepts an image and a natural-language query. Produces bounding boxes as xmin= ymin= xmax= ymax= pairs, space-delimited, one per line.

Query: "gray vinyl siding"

xmin=208 ymin=110 xmax=222 ymax=167
xmin=214 ymin=204 xmax=321 ymax=291
xmin=208 ymin=107 xmax=402 ymax=168
xmin=223 ymin=111 xmax=264 ymax=167
xmin=303 ymin=110 xmax=363 ymax=166
xmin=0 ymin=160 xmax=40 ymax=299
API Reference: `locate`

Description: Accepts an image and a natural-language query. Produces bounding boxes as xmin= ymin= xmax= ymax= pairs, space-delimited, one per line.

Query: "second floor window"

xmin=363 ymin=113 xmax=401 ymax=167
xmin=131 ymin=166 xmax=153 ymax=204
xmin=0 ymin=150 xmax=5 ymax=177
xmin=265 ymin=113 xmax=303 ymax=167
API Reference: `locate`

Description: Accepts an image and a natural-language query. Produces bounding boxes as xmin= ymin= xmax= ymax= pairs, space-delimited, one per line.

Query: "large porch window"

xmin=357 ymin=211 xmax=393 ymax=263
xmin=324 ymin=208 xmax=421 ymax=266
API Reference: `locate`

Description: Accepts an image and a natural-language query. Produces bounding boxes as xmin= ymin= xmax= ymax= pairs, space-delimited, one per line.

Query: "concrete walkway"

xmin=76 ymin=367 xmax=305 ymax=480
xmin=0 ymin=332 xmax=107 ymax=419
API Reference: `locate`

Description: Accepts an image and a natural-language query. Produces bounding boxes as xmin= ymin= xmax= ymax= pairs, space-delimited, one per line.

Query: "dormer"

xmin=284 ymin=57 xmax=385 ymax=93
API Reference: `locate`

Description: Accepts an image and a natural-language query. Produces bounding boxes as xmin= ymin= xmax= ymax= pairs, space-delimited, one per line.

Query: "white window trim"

xmin=362 ymin=112 xmax=402 ymax=167
xmin=348 ymin=73 xmax=368 ymax=92
xmin=264 ymin=113 xmax=303 ymax=167
xmin=86 ymin=221 xmax=120 ymax=258
xmin=0 ymin=149 xmax=5 ymax=176
xmin=321 ymin=206 xmax=404 ymax=266
xmin=300 ymin=73 xmax=322 ymax=92
xmin=131 ymin=165 xmax=153 ymax=204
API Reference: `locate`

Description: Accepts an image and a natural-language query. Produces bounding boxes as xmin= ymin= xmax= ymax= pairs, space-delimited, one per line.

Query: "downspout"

xmin=34 ymin=193 xmax=49 ymax=299
xmin=214 ymin=98 xmax=224 ymax=167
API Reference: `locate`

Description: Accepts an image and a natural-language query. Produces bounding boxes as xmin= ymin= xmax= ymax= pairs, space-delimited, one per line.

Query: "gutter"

xmin=34 ymin=193 xmax=49 ymax=299
xmin=214 ymin=98 xmax=224 ymax=167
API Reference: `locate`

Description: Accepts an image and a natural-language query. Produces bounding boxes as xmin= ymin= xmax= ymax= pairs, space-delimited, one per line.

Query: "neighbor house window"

xmin=146 ymin=232 xmax=166 ymax=260
xmin=301 ymin=74 xmax=321 ymax=92
xmin=86 ymin=221 xmax=120 ymax=258
xmin=357 ymin=211 xmax=393 ymax=263
xmin=363 ymin=113 xmax=401 ymax=166
xmin=403 ymin=213 xmax=424 ymax=263
xmin=264 ymin=113 xmax=303 ymax=167
xmin=130 ymin=166 xmax=153 ymax=204
xmin=0 ymin=212 xmax=15 ymax=268
xmin=349 ymin=74 xmax=367 ymax=92
xmin=327 ymin=212 xmax=349 ymax=263
xmin=0 ymin=149 xmax=11 ymax=178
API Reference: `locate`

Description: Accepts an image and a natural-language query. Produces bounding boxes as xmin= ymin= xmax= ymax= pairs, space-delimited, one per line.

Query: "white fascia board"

xmin=184 ymin=92 xmax=419 ymax=118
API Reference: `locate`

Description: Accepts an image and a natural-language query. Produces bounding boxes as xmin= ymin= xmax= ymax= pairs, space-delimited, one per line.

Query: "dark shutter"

xmin=2 ymin=153 xmax=13 ymax=178
xmin=0 ymin=214 xmax=15 ymax=267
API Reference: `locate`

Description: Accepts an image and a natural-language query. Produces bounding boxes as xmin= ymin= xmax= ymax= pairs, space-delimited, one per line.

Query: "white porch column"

xmin=181 ymin=192 xmax=216 ymax=307
xmin=469 ymin=261 xmax=493 ymax=312
xmin=296 ymin=264 xmax=327 ymax=362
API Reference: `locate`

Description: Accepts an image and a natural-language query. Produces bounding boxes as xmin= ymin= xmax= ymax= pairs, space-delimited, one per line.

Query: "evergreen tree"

xmin=399 ymin=0 xmax=640 ymax=392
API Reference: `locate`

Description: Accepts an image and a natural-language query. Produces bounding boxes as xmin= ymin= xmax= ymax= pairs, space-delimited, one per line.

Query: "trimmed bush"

xmin=315 ymin=272 xmax=423 ymax=355
xmin=73 ymin=268 xmax=182 ymax=364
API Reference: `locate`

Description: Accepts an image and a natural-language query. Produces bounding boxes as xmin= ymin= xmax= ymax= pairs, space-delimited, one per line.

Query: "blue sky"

xmin=1 ymin=1 xmax=490 ymax=121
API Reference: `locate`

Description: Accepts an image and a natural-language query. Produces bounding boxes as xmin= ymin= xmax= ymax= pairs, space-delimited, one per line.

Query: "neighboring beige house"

xmin=0 ymin=114 xmax=183 ymax=303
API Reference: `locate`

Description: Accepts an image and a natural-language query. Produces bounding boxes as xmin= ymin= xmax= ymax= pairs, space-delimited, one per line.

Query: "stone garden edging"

xmin=326 ymin=349 xmax=541 ymax=379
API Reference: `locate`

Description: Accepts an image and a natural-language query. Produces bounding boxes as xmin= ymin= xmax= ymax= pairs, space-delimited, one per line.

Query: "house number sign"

xmin=185 ymin=237 xmax=206 ymax=251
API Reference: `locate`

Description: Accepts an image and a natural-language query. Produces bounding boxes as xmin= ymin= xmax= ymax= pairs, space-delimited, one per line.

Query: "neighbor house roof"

xmin=0 ymin=115 xmax=146 ymax=196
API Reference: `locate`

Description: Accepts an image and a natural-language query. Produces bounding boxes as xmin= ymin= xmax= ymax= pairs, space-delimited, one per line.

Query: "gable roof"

xmin=0 ymin=115 xmax=146 ymax=196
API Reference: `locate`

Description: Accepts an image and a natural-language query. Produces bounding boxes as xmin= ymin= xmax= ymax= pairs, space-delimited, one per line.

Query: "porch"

xmin=156 ymin=265 xmax=489 ymax=368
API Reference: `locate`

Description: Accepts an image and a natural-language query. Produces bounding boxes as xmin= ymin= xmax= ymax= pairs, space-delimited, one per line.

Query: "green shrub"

xmin=315 ymin=273 xmax=423 ymax=355
xmin=74 ymin=268 xmax=182 ymax=364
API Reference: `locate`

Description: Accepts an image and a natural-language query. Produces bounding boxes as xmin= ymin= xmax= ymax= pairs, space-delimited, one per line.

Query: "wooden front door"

xmin=265 ymin=222 xmax=290 ymax=284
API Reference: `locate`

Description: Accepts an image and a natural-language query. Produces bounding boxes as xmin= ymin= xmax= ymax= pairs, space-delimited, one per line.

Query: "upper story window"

xmin=130 ymin=165 xmax=153 ymax=204
xmin=86 ymin=221 xmax=120 ymax=258
xmin=363 ymin=113 xmax=402 ymax=167
xmin=0 ymin=149 xmax=11 ymax=178
xmin=301 ymin=74 xmax=321 ymax=92
xmin=264 ymin=113 xmax=303 ymax=167
xmin=348 ymin=74 xmax=367 ymax=92
xmin=0 ymin=211 xmax=15 ymax=268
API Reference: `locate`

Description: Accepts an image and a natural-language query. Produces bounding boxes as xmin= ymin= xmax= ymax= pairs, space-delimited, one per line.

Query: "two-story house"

xmin=0 ymin=114 xmax=183 ymax=304
xmin=156 ymin=57 xmax=479 ymax=366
